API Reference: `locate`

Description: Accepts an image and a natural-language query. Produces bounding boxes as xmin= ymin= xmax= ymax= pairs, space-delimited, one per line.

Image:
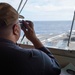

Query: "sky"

xmin=0 ymin=0 xmax=75 ymax=21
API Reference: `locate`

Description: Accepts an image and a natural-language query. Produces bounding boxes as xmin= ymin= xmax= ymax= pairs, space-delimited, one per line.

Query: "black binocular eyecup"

xmin=19 ymin=20 xmax=25 ymax=28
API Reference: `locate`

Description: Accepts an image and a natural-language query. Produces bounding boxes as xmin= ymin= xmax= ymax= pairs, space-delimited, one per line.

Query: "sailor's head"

xmin=0 ymin=2 xmax=23 ymax=43
xmin=0 ymin=2 xmax=23 ymax=26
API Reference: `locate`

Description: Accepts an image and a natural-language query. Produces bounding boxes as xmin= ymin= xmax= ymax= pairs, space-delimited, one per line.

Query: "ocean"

xmin=21 ymin=21 xmax=75 ymax=36
xmin=33 ymin=21 xmax=75 ymax=34
xmin=19 ymin=21 xmax=75 ymax=49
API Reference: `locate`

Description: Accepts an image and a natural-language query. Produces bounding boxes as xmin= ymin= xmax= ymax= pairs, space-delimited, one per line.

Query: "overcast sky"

xmin=0 ymin=0 xmax=75 ymax=21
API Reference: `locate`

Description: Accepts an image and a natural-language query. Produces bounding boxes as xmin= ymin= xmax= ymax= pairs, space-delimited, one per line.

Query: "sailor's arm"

xmin=21 ymin=20 xmax=55 ymax=56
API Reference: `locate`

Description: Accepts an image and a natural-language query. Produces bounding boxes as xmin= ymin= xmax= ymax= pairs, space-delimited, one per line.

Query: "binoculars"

xmin=19 ymin=20 xmax=25 ymax=29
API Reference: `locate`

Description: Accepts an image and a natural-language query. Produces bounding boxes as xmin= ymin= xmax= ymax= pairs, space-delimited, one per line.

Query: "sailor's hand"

xmin=21 ymin=20 xmax=37 ymax=42
xmin=21 ymin=20 xmax=44 ymax=48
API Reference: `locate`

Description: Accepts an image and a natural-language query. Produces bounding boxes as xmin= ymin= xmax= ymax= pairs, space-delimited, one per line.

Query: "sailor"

xmin=0 ymin=2 xmax=61 ymax=75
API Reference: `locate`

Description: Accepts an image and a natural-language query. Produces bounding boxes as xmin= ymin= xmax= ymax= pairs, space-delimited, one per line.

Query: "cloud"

xmin=23 ymin=0 xmax=75 ymax=13
xmin=0 ymin=0 xmax=74 ymax=12
xmin=0 ymin=0 xmax=75 ymax=20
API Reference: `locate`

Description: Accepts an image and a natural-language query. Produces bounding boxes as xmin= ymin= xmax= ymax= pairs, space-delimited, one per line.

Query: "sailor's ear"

xmin=13 ymin=24 xmax=19 ymax=35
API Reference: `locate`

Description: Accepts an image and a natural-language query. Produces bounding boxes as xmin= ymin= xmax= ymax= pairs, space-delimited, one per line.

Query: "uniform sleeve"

xmin=37 ymin=47 xmax=61 ymax=75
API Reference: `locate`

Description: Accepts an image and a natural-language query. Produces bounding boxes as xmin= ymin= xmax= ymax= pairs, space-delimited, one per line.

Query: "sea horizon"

xmin=21 ymin=20 xmax=75 ymax=36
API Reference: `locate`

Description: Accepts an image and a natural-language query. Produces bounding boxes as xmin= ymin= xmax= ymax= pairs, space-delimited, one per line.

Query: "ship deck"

xmin=17 ymin=33 xmax=75 ymax=50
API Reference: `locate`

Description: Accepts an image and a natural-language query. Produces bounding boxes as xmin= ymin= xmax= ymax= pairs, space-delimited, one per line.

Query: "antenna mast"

xmin=67 ymin=11 xmax=75 ymax=47
xmin=17 ymin=0 xmax=28 ymax=14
